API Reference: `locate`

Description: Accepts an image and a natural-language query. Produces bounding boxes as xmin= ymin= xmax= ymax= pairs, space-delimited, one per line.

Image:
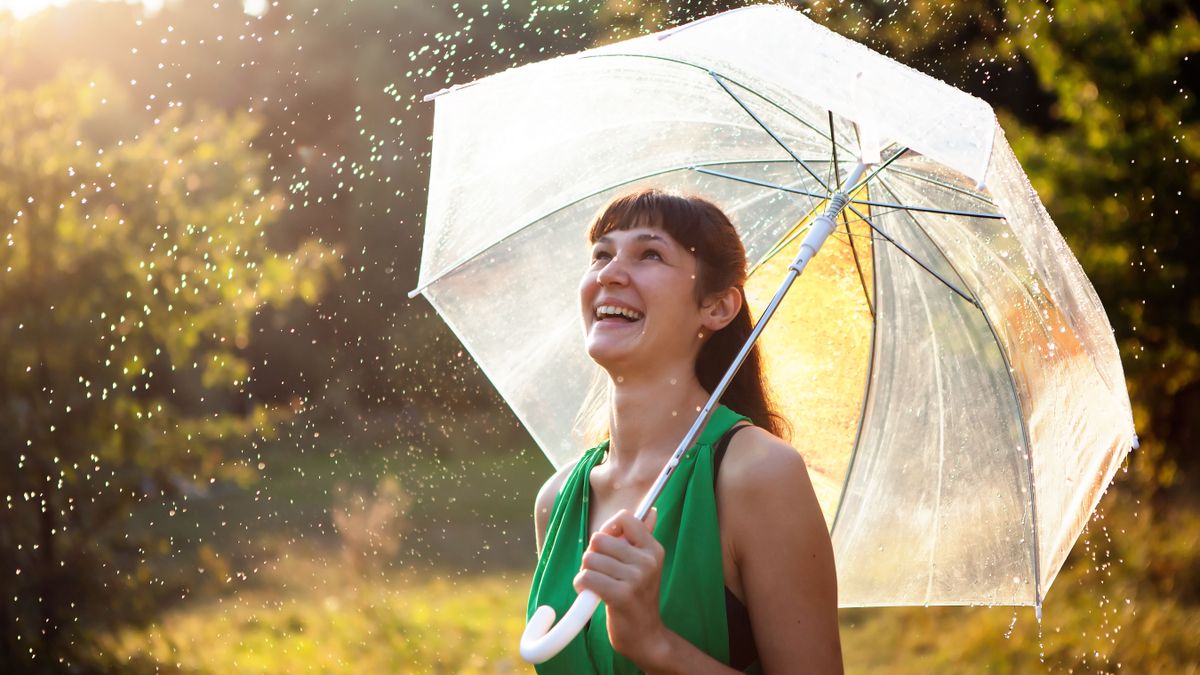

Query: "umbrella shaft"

xmin=633 ymin=166 xmax=865 ymax=522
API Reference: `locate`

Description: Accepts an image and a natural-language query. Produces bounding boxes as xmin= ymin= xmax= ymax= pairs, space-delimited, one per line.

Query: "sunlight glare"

xmin=1 ymin=0 xmax=266 ymax=21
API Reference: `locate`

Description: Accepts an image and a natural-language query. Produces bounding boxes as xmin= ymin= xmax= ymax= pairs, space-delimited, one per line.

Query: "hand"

xmin=574 ymin=507 xmax=669 ymax=668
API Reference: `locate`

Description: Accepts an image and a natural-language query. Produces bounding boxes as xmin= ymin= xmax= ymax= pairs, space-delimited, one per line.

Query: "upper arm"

xmin=723 ymin=430 xmax=843 ymax=674
xmin=534 ymin=460 xmax=576 ymax=558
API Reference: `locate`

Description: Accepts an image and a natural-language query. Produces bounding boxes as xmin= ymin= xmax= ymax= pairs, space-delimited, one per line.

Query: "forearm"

xmin=636 ymin=627 xmax=742 ymax=675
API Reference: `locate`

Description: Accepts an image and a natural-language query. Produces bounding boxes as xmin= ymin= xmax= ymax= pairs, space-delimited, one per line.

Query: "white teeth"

xmin=595 ymin=304 xmax=643 ymax=321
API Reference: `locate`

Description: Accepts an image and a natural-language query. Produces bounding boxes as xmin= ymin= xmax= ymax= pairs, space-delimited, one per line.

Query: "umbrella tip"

xmin=1131 ymin=433 xmax=1140 ymax=450
xmin=975 ymin=179 xmax=987 ymax=191
xmin=422 ymin=84 xmax=463 ymax=102
xmin=407 ymin=287 xmax=422 ymax=299
xmin=656 ymin=6 xmax=752 ymax=40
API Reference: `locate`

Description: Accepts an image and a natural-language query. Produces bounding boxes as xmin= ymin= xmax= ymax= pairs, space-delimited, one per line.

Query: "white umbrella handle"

xmin=520 ymin=589 xmax=600 ymax=663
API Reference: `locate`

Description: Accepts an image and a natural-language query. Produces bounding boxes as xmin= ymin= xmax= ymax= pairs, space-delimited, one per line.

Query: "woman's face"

xmin=579 ymin=224 xmax=706 ymax=374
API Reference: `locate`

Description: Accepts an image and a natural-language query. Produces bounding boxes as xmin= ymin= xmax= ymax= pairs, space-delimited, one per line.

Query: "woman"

xmin=528 ymin=188 xmax=842 ymax=674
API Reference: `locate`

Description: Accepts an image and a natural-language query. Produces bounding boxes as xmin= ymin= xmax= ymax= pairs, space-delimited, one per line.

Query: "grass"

xmin=93 ymin=407 xmax=550 ymax=672
xmin=95 ymin=556 xmax=532 ymax=673
xmin=94 ymin=487 xmax=1200 ymax=673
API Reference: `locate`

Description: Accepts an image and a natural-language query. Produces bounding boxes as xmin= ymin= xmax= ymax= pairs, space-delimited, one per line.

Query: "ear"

xmin=699 ymin=287 xmax=742 ymax=332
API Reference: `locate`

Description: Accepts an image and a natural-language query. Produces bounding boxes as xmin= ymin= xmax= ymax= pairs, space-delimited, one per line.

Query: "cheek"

xmin=649 ymin=282 xmax=701 ymax=326
xmin=579 ymin=274 xmax=597 ymax=312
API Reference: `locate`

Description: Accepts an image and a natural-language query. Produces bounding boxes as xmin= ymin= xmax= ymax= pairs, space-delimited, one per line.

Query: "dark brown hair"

xmin=586 ymin=187 xmax=790 ymax=440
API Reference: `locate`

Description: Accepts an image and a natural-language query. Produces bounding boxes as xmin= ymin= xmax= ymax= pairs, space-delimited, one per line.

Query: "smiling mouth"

xmin=594 ymin=305 xmax=644 ymax=323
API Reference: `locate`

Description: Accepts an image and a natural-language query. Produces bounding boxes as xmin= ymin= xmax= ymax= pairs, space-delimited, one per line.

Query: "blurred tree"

xmin=0 ymin=63 xmax=340 ymax=668
xmin=994 ymin=0 xmax=1200 ymax=493
xmin=0 ymin=0 xmax=606 ymax=447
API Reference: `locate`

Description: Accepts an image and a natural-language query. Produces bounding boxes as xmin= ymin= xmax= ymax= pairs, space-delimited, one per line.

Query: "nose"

xmin=595 ymin=253 xmax=630 ymax=287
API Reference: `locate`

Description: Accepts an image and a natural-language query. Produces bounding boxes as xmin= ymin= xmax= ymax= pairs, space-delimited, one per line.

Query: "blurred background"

xmin=0 ymin=0 xmax=1196 ymax=672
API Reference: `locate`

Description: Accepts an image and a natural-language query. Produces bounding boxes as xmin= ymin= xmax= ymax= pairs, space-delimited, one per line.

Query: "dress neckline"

xmin=594 ymin=404 xmax=740 ymax=462
xmin=581 ymin=404 xmax=739 ymax=555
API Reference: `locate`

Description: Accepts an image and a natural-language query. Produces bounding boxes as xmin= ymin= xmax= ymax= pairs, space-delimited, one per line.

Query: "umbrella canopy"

xmin=410 ymin=5 xmax=1137 ymax=610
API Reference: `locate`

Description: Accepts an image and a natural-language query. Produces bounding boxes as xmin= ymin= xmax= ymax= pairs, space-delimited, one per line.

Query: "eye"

xmin=642 ymin=249 xmax=663 ymax=261
xmin=591 ymin=249 xmax=612 ymax=263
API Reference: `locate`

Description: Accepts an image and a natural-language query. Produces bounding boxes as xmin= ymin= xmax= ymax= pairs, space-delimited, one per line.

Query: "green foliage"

xmin=994 ymin=0 xmax=1200 ymax=491
xmin=0 ymin=60 xmax=340 ymax=669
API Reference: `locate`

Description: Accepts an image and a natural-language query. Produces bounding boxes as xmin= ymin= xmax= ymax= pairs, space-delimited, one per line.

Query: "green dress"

xmin=526 ymin=404 xmax=755 ymax=674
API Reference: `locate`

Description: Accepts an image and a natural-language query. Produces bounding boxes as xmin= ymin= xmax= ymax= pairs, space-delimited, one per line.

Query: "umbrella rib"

xmin=748 ymin=204 xmax=827 ymax=277
xmin=842 ymin=213 xmax=873 ymax=319
xmin=695 ymin=166 xmax=999 ymax=222
xmin=849 ymin=199 xmax=1003 ymax=220
xmin=692 ymin=167 xmax=994 ymax=300
xmin=851 ymin=148 xmax=1005 ymax=219
xmin=846 ymin=145 xmax=907 ymax=194
xmin=885 ymin=165 xmax=998 ymax=207
xmin=983 ymin=306 xmax=1044 ymax=612
xmin=911 ymin=258 xmax=949 ymax=603
xmin=709 ymin=71 xmax=833 ymax=194
xmin=874 ymin=177 xmax=1043 ymax=611
xmin=846 ymin=150 xmax=972 ymax=318
xmin=829 ymin=117 xmax=875 ymax=318
xmin=691 ymin=166 xmax=834 ymax=273
xmin=830 ymin=202 xmax=881 ymax=533
xmin=845 ymin=204 xmax=981 ymax=310
xmin=691 ymin=166 xmax=827 ymax=200
xmin=875 ymin=174 xmax=1040 ymax=302
xmin=828 ymin=111 xmax=842 ymax=191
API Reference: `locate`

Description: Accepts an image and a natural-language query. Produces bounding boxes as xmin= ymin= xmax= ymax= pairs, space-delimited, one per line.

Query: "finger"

xmin=589 ymin=531 xmax=644 ymax=564
xmin=574 ymin=568 xmax=631 ymax=605
xmin=600 ymin=510 xmax=626 ymax=536
xmin=581 ymin=548 xmax=631 ymax=581
xmin=646 ymin=506 xmax=658 ymax=533
xmin=611 ymin=508 xmax=658 ymax=549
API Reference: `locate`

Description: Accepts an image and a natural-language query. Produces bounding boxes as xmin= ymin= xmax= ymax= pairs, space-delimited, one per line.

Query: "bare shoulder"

xmin=718 ymin=425 xmax=828 ymax=545
xmin=534 ymin=459 xmax=579 ymax=557
xmin=718 ymin=425 xmax=844 ymax=672
xmin=719 ymin=425 xmax=817 ymax=507
xmin=535 ymin=460 xmax=577 ymax=518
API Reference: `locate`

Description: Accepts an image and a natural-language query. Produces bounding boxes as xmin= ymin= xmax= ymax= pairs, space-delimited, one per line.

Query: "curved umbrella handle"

xmin=519 ymin=589 xmax=600 ymax=663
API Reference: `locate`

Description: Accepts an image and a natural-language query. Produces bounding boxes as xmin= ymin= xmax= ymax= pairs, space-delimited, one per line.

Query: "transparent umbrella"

xmin=407 ymin=4 xmax=1138 ymax=662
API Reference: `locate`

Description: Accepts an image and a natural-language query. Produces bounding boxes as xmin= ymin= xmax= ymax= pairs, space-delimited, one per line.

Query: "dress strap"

xmin=711 ymin=422 xmax=760 ymax=672
xmin=712 ymin=422 xmax=753 ymax=486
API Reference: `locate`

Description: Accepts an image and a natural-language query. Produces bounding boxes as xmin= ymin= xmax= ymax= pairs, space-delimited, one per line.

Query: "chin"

xmin=584 ymin=342 xmax=627 ymax=371
xmin=584 ymin=335 xmax=642 ymax=375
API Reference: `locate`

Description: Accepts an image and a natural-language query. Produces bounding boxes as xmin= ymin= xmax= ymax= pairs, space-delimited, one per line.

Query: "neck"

xmin=602 ymin=363 xmax=712 ymax=480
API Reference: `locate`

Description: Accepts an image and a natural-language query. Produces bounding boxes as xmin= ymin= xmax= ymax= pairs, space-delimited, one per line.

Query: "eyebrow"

xmin=595 ymin=233 xmax=667 ymax=244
